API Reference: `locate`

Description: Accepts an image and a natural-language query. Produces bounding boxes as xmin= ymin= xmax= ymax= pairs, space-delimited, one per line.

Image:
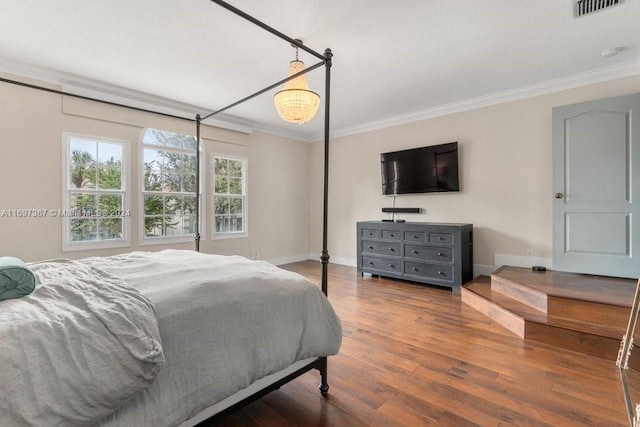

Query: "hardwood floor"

xmin=208 ymin=261 xmax=630 ymax=426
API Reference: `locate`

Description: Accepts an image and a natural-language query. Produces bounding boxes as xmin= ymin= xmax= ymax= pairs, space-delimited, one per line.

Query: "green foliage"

xmin=213 ymin=156 xmax=245 ymax=234
xmin=69 ymin=148 xmax=123 ymax=242
xmin=67 ymin=130 xmax=202 ymax=242
xmin=142 ymin=140 xmax=196 ymax=237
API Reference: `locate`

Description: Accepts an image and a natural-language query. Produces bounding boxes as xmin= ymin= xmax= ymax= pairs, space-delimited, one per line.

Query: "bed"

xmin=0 ymin=250 xmax=342 ymax=426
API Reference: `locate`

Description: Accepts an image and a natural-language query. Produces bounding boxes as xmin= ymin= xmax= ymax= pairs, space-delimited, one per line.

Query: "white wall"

xmin=0 ymin=73 xmax=310 ymax=263
xmin=310 ymin=75 xmax=640 ymax=274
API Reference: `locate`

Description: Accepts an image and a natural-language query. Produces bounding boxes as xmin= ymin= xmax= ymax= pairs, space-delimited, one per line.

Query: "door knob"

xmin=554 ymin=193 xmax=563 ymax=199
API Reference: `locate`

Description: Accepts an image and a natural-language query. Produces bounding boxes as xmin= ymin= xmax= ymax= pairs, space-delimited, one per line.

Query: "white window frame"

xmin=139 ymin=128 xmax=204 ymax=245
xmin=62 ymin=132 xmax=131 ymax=252
xmin=211 ymin=153 xmax=248 ymax=240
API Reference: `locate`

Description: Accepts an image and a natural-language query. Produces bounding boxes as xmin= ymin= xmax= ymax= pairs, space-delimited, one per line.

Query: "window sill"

xmin=139 ymin=235 xmax=198 ymax=246
xmin=211 ymin=232 xmax=248 ymax=241
xmin=63 ymin=240 xmax=130 ymax=252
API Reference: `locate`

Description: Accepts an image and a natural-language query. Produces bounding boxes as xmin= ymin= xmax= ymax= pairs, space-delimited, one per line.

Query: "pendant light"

xmin=273 ymin=41 xmax=320 ymax=124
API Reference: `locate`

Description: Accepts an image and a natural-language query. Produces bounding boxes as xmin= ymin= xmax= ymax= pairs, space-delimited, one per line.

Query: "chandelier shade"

xmin=273 ymin=58 xmax=320 ymax=124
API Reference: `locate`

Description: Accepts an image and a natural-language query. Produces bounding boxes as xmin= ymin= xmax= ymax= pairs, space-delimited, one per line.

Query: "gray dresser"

xmin=356 ymin=221 xmax=473 ymax=294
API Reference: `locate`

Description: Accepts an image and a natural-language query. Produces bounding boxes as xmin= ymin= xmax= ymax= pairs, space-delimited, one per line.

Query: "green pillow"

xmin=0 ymin=257 xmax=36 ymax=301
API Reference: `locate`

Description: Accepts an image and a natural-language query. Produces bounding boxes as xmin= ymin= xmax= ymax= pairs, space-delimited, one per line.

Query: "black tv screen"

xmin=381 ymin=142 xmax=459 ymax=195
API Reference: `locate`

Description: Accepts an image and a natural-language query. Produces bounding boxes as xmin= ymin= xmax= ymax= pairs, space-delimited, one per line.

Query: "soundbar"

xmin=382 ymin=207 xmax=421 ymax=214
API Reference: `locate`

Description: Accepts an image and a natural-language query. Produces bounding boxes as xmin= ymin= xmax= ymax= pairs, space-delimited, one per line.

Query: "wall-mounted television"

xmin=380 ymin=142 xmax=459 ymax=195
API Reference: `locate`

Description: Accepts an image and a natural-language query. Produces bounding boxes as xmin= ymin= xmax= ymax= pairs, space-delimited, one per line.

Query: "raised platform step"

xmin=492 ymin=265 xmax=635 ymax=307
xmin=462 ymin=266 xmax=638 ymax=364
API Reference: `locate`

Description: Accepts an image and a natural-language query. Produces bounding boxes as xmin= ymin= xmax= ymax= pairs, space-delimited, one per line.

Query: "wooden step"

xmin=547 ymin=295 xmax=631 ymax=328
xmin=492 ymin=266 xmax=634 ymax=335
xmin=491 ymin=266 xmax=548 ymax=312
xmin=493 ymin=266 xmax=635 ymax=307
xmin=462 ymin=277 xmax=538 ymax=338
xmin=462 ymin=268 xmax=637 ymax=363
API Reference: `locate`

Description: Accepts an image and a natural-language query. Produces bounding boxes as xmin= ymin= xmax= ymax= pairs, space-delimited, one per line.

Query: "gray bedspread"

xmin=0 ymin=259 xmax=164 ymax=426
xmin=83 ymin=250 xmax=342 ymax=426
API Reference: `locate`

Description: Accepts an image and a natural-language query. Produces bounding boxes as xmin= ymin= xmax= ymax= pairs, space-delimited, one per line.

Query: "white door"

xmin=552 ymin=93 xmax=640 ymax=279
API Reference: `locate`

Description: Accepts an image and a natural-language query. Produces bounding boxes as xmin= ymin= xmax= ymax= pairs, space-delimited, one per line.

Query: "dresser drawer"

xmin=382 ymin=230 xmax=401 ymax=240
xmin=361 ymin=228 xmax=381 ymax=239
xmin=362 ymin=240 xmax=400 ymax=256
xmin=362 ymin=256 xmax=401 ymax=274
xmin=404 ymin=261 xmax=454 ymax=283
xmin=404 ymin=231 xmax=426 ymax=242
xmin=405 ymin=245 xmax=453 ymax=263
xmin=429 ymin=232 xmax=453 ymax=245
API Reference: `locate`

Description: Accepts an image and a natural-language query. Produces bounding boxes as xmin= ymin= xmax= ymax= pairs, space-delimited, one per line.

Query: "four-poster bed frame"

xmin=192 ymin=1 xmax=335 ymax=420
xmin=198 ymin=0 xmax=333 ymax=297
xmin=0 ymin=0 xmax=334 ymax=423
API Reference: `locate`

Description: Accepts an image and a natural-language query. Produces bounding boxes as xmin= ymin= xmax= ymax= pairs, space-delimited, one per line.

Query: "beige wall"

xmin=311 ymin=75 xmax=640 ymax=273
xmin=0 ymin=74 xmax=310 ymax=263
xmin=244 ymin=132 xmax=311 ymax=263
xmin=3 ymin=71 xmax=639 ymax=269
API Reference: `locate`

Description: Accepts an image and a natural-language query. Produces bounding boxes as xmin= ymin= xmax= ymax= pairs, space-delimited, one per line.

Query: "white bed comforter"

xmin=0 ymin=259 xmax=164 ymax=426
xmin=84 ymin=250 xmax=342 ymax=426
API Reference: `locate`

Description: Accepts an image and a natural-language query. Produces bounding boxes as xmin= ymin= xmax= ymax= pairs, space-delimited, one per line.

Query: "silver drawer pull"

xmin=390 ymin=233 xmax=395 ymax=237
xmin=437 ymin=252 xmax=443 ymax=256
xmin=389 ymin=248 xmax=395 ymax=252
xmin=413 ymin=235 xmax=418 ymax=239
xmin=368 ymin=261 xmax=373 ymax=265
xmin=412 ymin=267 xmax=418 ymax=272
xmin=412 ymin=250 xmax=418 ymax=254
xmin=368 ymin=246 xmax=374 ymax=250
xmin=438 ymin=271 xmax=444 ymax=275
xmin=388 ymin=264 xmax=395 ymax=268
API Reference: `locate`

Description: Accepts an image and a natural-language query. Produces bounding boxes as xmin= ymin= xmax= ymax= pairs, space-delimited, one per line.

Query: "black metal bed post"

xmin=208 ymin=0 xmax=333 ymax=401
xmin=320 ymin=48 xmax=332 ymax=297
xmin=195 ymin=114 xmax=202 ymax=252
xmin=318 ymin=47 xmax=333 ymax=398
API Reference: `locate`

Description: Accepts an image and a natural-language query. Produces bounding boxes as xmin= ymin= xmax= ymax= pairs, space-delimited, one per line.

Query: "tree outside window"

xmin=142 ymin=129 xmax=198 ymax=241
xmin=64 ymin=135 xmax=128 ymax=249
xmin=213 ymin=155 xmax=247 ymax=236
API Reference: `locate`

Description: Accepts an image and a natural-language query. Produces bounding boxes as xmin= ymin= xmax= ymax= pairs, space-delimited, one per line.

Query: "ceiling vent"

xmin=575 ymin=0 xmax=623 ymax=17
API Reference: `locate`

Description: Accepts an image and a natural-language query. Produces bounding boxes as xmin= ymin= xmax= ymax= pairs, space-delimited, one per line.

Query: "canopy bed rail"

xmin=198 ymin=1 xmax=333 ymax=296
xmin=193 ymin=5 xmax=334 ymax=421
xmin=0 ymin=76 xmax=198 ymax=123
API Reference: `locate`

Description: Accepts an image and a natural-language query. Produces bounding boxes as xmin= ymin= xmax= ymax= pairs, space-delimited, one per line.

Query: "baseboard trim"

xmin=269 ymin=253 xmax=314 ymax=266
xmin=494 ymin=254 xmax=552 ymax=270
xmin=272 ymin=254 xmax=547 ymax=280
xmin=473 ymin=264 xmax=496 ymax=278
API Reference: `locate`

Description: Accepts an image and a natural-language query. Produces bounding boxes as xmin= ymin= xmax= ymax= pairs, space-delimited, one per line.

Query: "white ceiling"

xmin=0 ymin=0 xmax=639 ymax=141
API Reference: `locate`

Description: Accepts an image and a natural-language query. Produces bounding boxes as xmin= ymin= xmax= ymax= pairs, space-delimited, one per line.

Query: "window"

xmin=141 ymin=128 xmax=199 ymax=243
xmin=212 ymin=155 xmax=247 ymax=238
xmin=62 ymin=133 xmax=129 ymax=251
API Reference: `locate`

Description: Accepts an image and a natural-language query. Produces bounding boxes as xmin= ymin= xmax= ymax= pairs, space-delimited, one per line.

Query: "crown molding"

xmin=314 ymin=59 xmax=640 ymax=142
xmin=4 ymin=55 xmax=639 ymax=145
